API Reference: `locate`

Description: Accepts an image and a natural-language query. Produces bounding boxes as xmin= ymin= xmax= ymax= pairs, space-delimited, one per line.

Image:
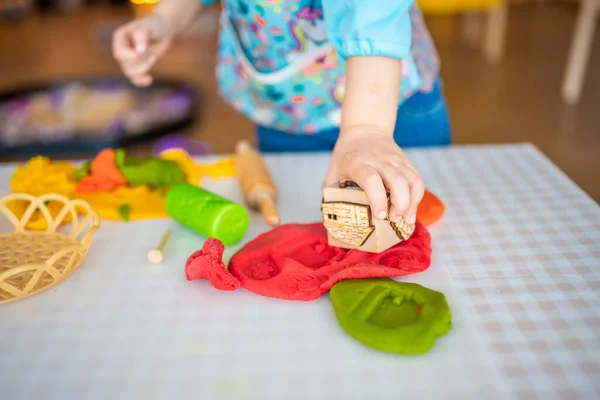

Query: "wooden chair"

xmin=562 ymin=0 xmax=600 ymax=104
xmin=463 ymin=2 xmax=509 ymax=63
xmin=417 ymin=0 xmax=509 ymax=63
xmin=420 ymin=0 xmax=598 ymax=104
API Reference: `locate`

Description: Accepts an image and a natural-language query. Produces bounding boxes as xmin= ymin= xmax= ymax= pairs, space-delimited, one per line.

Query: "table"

xmin=1 ymin=144 xmax=598 ymax=399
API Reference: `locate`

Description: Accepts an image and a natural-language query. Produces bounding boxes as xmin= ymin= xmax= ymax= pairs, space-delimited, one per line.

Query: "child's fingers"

xmin=351 ymin=164 xmax=388 ymax=220
xmin=131 ymin=27 xmax=151 ymax=54
xmin=397 ymin=163 xmax=425 ymax=223
xmin=119 ymin=52 xmax=156 ymax=86
xmin=377 ymin=163 xmax=410 ymax=222
xmin=122 ymin=53 xmax=157 ymax=77
xmin=131 ymin=74 xmax=153 ymax=87
xmin=112 ymin=27 xmax=138 ymax=60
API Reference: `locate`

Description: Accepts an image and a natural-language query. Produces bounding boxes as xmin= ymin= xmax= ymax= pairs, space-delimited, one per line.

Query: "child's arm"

xmin=342 ymin=57 xmax=402 ymax=134
xmin=113 ymin=0 xmax=210 ymax=86
xmin=322 ymin=1 xmax=424 ymax=225
xmin=153 ymin=0 xmax=208 ymax=38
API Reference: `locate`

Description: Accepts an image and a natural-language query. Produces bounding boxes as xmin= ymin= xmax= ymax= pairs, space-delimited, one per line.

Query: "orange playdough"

xmin=76 ymin=149 xmax=126 ymax=193
xmin=417 ymin=191 xmax=446 ymax=226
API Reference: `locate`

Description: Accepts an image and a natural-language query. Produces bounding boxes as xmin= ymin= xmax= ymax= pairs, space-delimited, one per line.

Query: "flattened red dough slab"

xmin=186 ymin=222 xmax=431 ymax=301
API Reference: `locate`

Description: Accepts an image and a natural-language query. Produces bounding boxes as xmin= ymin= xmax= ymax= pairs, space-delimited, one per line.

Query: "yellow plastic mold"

xmin=0 ymin=193 xmax=100 ymax=304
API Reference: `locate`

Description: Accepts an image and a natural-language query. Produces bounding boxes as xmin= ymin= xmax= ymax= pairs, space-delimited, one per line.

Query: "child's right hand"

xmin=112 ymin=15 xmax=172 ymax=87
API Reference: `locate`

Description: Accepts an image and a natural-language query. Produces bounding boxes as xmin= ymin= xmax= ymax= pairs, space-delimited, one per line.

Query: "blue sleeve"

xmin=322 ymin=0 xmax=414 ymax=60
xmin=199 ymin=0 xmax=216 ymax=5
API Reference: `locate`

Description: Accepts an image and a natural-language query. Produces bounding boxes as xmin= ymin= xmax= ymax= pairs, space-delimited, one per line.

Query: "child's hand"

xmin=325 ymin=126 xmax=425 ymax=224
xmin=112 ymin=15 xmax=172 ymax=87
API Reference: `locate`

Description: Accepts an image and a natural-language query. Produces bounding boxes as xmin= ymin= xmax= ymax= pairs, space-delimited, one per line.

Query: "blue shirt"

xmin=201 ymin=0 xmax=439 ymax=134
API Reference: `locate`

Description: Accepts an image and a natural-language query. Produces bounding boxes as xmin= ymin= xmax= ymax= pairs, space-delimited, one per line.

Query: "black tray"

xmin=0 ymin=77 xmax=199 ymax=159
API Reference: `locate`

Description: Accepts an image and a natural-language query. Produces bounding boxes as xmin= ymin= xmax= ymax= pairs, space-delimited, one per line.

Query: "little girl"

xmin=113 ymin=0 xmax=451 ymax=228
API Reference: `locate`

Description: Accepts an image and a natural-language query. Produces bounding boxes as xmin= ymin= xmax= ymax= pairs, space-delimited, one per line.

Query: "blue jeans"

xmin=255 ymin=79 xmax=452 ymax=153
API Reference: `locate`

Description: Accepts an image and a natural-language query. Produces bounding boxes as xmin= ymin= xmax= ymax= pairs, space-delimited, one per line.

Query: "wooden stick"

xmin=235 ymin=141 xmax=280 ymax=226
xmin=257 ymin=193 xmax=280 ymax=226
xmin=148 ymin=229 xmax=172 ymax=264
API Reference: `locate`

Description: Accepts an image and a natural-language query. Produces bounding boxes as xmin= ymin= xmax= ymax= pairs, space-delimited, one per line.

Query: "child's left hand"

xmin=324 ymin=125 xmax=425 ymax=224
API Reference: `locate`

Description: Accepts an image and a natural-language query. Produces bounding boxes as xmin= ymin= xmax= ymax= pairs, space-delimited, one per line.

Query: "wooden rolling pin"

xmin=235 ymin=140 xmax=280 ymax=226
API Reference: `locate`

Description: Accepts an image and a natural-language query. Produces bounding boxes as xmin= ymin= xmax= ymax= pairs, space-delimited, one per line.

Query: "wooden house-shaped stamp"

xmin=321 ymin=180 xmax=415 ymax=253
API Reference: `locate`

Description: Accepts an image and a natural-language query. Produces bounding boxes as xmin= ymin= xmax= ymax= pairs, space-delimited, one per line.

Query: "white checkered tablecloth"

xmin=413 ymin=144 xmax=600 ymax=399
xmin=0 ymin=144 xmax=598 ymax=399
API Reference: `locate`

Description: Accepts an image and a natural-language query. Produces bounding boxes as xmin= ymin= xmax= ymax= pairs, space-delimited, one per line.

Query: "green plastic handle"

xmin=165 ymin=183 xmax=249 ymax=246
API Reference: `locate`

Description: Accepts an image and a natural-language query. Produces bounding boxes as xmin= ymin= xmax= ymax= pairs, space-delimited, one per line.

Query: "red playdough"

xmin=185 ymin=239 xmax=241 ymax=291
xmin=185 ymin=222 xmax=431 ymax=301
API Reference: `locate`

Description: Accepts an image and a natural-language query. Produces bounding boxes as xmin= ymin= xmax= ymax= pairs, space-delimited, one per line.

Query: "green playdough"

xmin=329 ymin=278 xmax=452 ymax=355
xmin=117 ymin=203 xmax=131 ymax=222
xmin=73 ymin=161 xmax=91 ymax=182
xmin=115 ymin=149 xmax=185 ymax=189
xmin=165 ymin=182 xmax=249 ymax=246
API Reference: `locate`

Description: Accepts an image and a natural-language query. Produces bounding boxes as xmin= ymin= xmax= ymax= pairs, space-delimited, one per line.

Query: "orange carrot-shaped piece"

xmin=416 ymin=190 xmax=445 ymax=226
xmin=76 ymin=149 xmax=126 ymax=193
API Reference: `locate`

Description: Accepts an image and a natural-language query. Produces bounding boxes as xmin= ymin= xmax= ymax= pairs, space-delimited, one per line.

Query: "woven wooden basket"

xmin=0 ymin=193 xmax=100 ymax=304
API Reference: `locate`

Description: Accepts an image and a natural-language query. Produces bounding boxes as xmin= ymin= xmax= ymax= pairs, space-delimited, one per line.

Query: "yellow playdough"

xmin=78 ymin=185 xmax=168 ymax=220
xmin=9 ymin=157 xmax=78 ymax=230
xmin=160 ymin=149 xmax=236 ymax=185
xmin=11 ymin=156 xmax=77 ymax=197
xmin=9 ymin=153 xmax=238 ymax=226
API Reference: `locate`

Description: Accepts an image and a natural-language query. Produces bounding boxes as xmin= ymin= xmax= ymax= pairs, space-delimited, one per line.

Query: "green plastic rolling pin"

xmin=165 ymin=183 xmax=249 ymax=246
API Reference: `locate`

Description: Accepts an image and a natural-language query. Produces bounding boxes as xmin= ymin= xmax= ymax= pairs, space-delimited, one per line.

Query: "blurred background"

xmin=0 ymin=0 xmax=598 ymax=200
